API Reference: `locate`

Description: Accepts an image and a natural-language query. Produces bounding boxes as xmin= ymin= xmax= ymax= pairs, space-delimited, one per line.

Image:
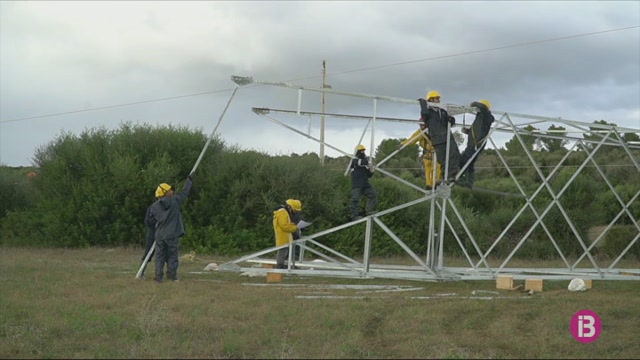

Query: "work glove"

xmin=448 ymin=116 xmax=455 ymax=126
xmin=187 ymin=172 xmax=195 ymax=182
xmin=471 ymin=101 xmax=486 ymax=111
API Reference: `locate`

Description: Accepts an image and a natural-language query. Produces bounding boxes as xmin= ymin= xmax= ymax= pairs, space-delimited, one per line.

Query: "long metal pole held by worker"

xmin=135 ymin=85 xmax=239 ymax=279
xmin=320 ymin=60 xmax=327 ymax=165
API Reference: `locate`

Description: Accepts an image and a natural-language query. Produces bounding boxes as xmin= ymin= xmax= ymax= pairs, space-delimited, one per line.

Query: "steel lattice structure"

xmin=218 ymin=75 xmax=640 ymax=282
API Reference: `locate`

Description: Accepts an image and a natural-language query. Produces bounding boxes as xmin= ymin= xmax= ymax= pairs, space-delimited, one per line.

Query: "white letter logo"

xmin=571 ymin=310 xmax=601 ymax=343
xmin=578 ymin=315 xmax=595 ymax=338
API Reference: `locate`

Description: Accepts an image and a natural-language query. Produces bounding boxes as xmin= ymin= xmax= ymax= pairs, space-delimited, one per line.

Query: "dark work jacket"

xmin=150 ymin=178 xmax=193 ymax=241
xmin=420 ymin=104 xmax=455 ymax=146
xmin=350 ymin=151 xmax=374 ymax=189
xmin=468 ymin=102 xmax=495 ymax=148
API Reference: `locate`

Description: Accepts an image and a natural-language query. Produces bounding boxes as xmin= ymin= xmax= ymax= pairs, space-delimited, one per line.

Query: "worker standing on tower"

xmin=458 ymin=99 xmax=495 ymax=189
xmin=418 ymin=91 xmax=460 ymax=183
xmin=349 ymin=145 xmax=377 ymax=220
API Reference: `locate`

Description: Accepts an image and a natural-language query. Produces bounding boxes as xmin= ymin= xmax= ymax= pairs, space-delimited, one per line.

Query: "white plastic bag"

xmin=568 ymin=278 xmax=587 ymax=291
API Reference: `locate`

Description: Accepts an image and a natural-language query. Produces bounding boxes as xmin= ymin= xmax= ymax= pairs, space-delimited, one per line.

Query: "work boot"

xmin=457 ymin=171 xmax=472 ymax=188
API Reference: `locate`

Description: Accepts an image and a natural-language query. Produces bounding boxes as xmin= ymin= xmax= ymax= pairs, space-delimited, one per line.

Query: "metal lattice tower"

xmin=219 ymin=75 xmax=640 ymax=282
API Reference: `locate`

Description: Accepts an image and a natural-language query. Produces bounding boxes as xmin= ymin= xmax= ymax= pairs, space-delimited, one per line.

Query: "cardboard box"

xmin=496 ymin=275 xmax=514 ymax=290
xmin=266 ymin=272 xmax=283 ymax=283
xmin=525 ymin=278 xmax=544 ymax=292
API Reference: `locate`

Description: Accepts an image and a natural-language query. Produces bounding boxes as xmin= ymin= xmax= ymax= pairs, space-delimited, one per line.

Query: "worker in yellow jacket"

xmin=273 ymin=199 xmax=302 ymax=269
xmin=400 ymin=120 xmax=442 ymax=189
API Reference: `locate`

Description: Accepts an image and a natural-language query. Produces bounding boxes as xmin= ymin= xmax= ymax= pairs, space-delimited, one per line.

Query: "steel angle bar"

xmin=491 ymin=135 xmax=575 ymax=267
xmin=370 ymin=99 xmax=377 ymax=167
xmin=295 ymin=242 xmax=367 ymax=274
xmin=491 ymin=111 xmax=639 ymax=135
xmin=439 ymin=198 xmax=494 ymax=276
xmin=344 ymin=119 xmax=372 ymax=176
xmin=496 ymin=123 xmax=614 ymax=276
xmin=575 ymin=192 xmax=640 ymax=270
xmin=487 ymin=127 xmax=627 ymax=148
xmin=254 ymin=111 xmax=355 ymax=159
xmin=372 ymin=217 xmax=437 ymax=276
xmin=607 ymin=233 xmax=640 ymax=273
xmin=477 ymin=120 xmax=580 ymax=268
xmin=571 ymin=142 xmax=640 ymax=269
xmin=359 ymin=217 xmax=371 ymax=273
xmin=375 ymin=167 xmax=430 ymax=195
xmin=476 ymin=131 xmax=576 ymax=267
xmin=611 ymin=127 xmax=640 ymax=171
xmin=264 ymin=108 xmax=417 ymax=124
xmin=219 ymin=245 xmax=286 ymax=271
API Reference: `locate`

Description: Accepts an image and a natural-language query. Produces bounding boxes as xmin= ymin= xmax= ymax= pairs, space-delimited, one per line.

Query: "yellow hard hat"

xmin=426 ymin=90 xmax=441 ymax=100
xmin=155 ymin=183 xmax=172 ymax=198
xmin=356 ymin=144 xmax=366 ymax=151
xmin=479 ymin=99 xmax=491 ymax=109
xmin=286 ymin=199 xmax=302 ymax=212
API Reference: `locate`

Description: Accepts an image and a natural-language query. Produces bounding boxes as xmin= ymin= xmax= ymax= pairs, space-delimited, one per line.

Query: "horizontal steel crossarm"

xmin=254 ymin=111 xmax=356 ymax=159
xmin=235 ymin=75 xmax=640 ymax=133
xmin=491 ymin=111 xmax=639 ymax=134
xmin=253 ymin=107 xmax=419 ymax=124
xmin=489 ymin=124 xmax=625 ymax=148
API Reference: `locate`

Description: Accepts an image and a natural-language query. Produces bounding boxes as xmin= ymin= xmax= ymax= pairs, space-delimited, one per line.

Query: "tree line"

xmin=1 ymin=121 xmax=638 ymax=260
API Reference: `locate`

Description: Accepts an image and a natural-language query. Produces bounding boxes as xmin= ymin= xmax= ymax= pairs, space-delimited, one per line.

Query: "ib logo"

xmin=570 ymin=309 xmax=601 ymax=343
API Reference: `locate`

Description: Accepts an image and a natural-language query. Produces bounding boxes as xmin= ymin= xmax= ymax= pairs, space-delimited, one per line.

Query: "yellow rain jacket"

xmin=273 ymin=207 xmax=298 ymax=247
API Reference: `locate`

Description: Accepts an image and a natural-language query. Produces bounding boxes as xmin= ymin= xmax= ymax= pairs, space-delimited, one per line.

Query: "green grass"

xmin=1 ymin=247 xmax=639 ymax=359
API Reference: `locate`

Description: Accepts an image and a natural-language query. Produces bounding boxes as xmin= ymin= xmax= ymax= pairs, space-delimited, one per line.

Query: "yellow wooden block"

xmin=584 ymin=279 xmax=593 ymax=289
xmin=262 ymin=263 xmax=275 ymax=269
xmin=496 ymin=275 xmax=514 ymax=290
xmin=266 ymin=272 xmax=282 ymax=283
xmin=525 ymin=278 xmax=543 ymax=292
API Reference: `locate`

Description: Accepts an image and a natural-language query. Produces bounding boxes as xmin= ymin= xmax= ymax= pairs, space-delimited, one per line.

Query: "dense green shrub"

xmin=1 ymin=122 xmax=638 ymax=262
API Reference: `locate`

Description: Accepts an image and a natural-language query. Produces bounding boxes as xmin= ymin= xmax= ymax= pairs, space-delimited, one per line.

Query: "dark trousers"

xmin=460 ymin=143 xmax=486 ymax=174
xmin=350 ymin=186 xmax=377 ymax=219
xmin=434 ymin=134 xmax=461 ymax=179
xmin=155 ymin=237 xmax=180 ymax=281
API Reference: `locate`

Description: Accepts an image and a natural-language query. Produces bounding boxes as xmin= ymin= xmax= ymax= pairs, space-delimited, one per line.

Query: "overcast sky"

xmin=1 ymin=1 xmax=639 ymax=167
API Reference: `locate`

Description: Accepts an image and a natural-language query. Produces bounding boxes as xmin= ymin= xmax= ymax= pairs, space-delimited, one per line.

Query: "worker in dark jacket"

xmin=458 ymin=99 xmax=495 ymax=189
xmin=349 ymin=145 xmax=377 ymax=220
xmin=419 ymin=90 xmax=460 ymax=183
xmin=149 ymin=173 xmax=194 ymax=283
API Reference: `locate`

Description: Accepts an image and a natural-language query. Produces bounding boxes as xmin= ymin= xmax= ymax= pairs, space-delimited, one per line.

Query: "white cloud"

xmin=1 ymin=1 xmax=638 ymax=167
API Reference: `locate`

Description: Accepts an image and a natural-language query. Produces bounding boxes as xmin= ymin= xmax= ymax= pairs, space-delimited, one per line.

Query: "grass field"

xmin=1 ymin=247 xmax=639 ymax=359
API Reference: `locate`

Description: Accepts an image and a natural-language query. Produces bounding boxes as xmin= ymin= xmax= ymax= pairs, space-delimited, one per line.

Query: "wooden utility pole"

xmin=320 ymin=60 xmax=327 ymax=165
